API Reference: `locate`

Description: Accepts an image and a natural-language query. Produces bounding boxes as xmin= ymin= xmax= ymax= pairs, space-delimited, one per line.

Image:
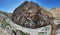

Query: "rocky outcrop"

xmin=11 ymin=1 xmax=54 ymax=28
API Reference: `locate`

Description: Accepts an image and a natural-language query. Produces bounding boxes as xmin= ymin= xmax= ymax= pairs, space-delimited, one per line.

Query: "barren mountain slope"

xmin=11 ymin=1 xmax=54 ymax=28
xmin=50 ymin=8 xmax=60 ymax=19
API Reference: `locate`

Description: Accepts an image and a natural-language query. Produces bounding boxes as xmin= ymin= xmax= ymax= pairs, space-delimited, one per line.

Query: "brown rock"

xmin=11 ymin=1 xmax=54 ymax=28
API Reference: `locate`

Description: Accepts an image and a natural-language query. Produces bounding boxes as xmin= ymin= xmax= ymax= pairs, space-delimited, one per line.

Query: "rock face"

xmin=12 ymin=1 xmax=54 ymax=28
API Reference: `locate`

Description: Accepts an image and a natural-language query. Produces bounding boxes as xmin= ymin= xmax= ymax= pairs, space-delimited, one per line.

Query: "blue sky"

xmin=0 ymin=0 xmax=60 ymax=13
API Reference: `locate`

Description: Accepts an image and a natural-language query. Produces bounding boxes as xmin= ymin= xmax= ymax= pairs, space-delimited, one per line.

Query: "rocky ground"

xmin=0 ymin=14 xmax=51 ymax=35
xmin=0 ymin=11 xmax=30 ymax=35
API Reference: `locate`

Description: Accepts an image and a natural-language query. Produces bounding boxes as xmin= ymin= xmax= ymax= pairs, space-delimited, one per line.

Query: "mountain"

xmin=50 ymin=8 xmax=60 ymax=19
xmin=0 ymin=11 xmax=51 ymax=35
xmin=0 ymin=1 xmax=60 ymax=35
xmin=11 ymin=1 xmax=54 ymax=28
xmin=0 ymin=11 xmax=12 ymax=18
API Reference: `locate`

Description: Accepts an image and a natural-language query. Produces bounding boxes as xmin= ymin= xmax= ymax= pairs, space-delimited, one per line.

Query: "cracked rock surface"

xmin=12 ymin=1 xmax=54 ymax=29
